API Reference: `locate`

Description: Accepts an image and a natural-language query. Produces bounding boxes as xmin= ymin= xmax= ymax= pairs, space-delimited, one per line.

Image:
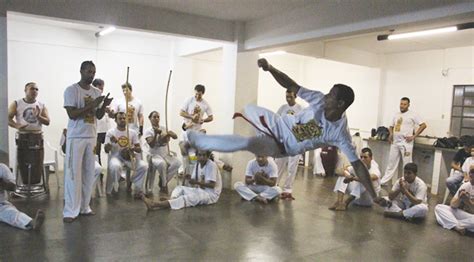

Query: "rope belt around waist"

xmin=232 ymin=112 xmax=286 ymax=155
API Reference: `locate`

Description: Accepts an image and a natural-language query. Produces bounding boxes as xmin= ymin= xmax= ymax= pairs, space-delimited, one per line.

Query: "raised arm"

xmin=258 ymin=58 xmax=300 ymax=93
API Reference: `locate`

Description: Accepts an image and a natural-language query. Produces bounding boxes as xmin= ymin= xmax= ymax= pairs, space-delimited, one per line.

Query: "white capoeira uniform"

xmin=14 ymin=98 xmax=45 ymax=132
xmin=63 ymin=83 xmax=102 ymax=218
xmin=381 ymin=110 xmax=424 ymax=185
xmin=111 ymin=97 xmax=144 ymax=133
xmin=446 ymin=150 xmax=472 ymax=195
xmin=385 ymin=176 xmax=429 ymax=218
xmin=189 ymin=86 xmax=358 ymax=163
xmin=144 ymin=126 xmax=181 ymax=190
xmin=168 ymin=159 xmax=221 ymax=210
xmin=274 ymin=103 xmax=303 ymax=193
xmin=105 ymin=128 xmax=147 ymax=194
xmin=181 ymin=96 xmax=213 ymax=132
xmin=0 ymin=164 xmax=32 ymax=229
xmin=334 ymin=160 xmax=381 ymax=206
xmin=435 ymin=182 xmax=474 ymax=232
xmin=234 ymin=158 xmax=282 ymax=201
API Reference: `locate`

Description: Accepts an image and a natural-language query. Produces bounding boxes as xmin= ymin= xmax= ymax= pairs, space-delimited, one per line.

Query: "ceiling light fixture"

xmin=259 ymin=50 xmax=287 ymax=57
xmin=377 ymin=22 xmax=474 ymax=41
xmin=95 ymin=26 xmax=116 ymax=37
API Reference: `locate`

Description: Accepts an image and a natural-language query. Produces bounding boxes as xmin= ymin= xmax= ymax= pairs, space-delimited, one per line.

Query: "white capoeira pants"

xmin=106 ymin=156 xmax=147 ymax=194
xmin=147 ymin=154 xmax=181 ymax=189
xmin=64 ymin=137 xmax=96 ymax=218
xmin=381 ymin=142 xmax=413 ymax=185
xmin=168 ymin=186 xmax=219 ymax=210
xmin=384 ymin=197 xmax=428 ymax=218
xmin=435 ymin=204 xmax=474 ymax=232
xmin=188 ymin=105 xmax=293 ymax=158
xmin=313 ymin=148 xmax=325 ymax=175
xmin=0 ymin=201 xmax=32 ymax=230
xmin=446 ymin=170 xmax=465 ymax=195
xmin=333 ymin=177 xmax=377 ymax=206
xmin=275 ymin=155 xmax=299 ymax=193
xmin=234 ymin=182 xmax=282 ymax=201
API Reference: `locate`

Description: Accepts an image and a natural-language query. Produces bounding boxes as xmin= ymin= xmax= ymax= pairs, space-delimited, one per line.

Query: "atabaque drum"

xmin=16 ymin=132 xmax=44 ymax=184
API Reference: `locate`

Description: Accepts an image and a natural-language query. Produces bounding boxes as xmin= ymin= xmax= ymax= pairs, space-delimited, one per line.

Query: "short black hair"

xmin=92 ymin=78 xmax=104 ymax=87
xmin=80 ymin=61 xmax=95 ymax=71
xmin=148 ymin=111 xmax=159 ymax=119
xmin=24 ymin=82 xmax=36 ymax=89
xmin=404 ymin=163 xmax=418 ymax=174
xmin=333 ymin=83 xmax=354 ymax=110
xmin=115 ymin=111 xmax=126 ymax=119
xmin=194 ymin=84 xmax=205 ymax=94
xmin=361 ymin=147 xmax=372 ymax=158
xmin=286 ymin=88 xmax=297 ymax=97
xmin=122 ymin=83 xmax=132 ymax=91
xmin=401 ymin=97 xmax=410 ymax=103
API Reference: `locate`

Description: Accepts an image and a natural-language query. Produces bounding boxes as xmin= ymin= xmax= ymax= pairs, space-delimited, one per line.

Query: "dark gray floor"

xmin=1 ymin=168 xmax=473 ymax=261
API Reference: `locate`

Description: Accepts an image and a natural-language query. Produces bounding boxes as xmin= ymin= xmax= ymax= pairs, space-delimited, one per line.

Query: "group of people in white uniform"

xmin=0 ymin=59 xmax=472 ymax=237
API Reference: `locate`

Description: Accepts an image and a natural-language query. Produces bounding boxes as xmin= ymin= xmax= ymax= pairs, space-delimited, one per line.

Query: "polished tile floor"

xmin=1 ymin=169 xmax=472 ymax=261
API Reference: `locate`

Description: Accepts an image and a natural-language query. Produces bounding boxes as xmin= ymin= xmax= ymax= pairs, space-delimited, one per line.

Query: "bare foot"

xmin=374 ymin=197 xmax=391 ymax=207
xmin=384 ymin=211 xmax=404 ymax=219
xmin=32 ymin=210 xmax=45 ymax=230
xmin=454 ymin=226 xmax=466 ymax=236
xmin=254 ymin=196 xmax=268 ymax=204
xmin=335 ymin=203 xmax=347 ymax=211
xmin=328 ymin=201 xmax=340 ymax=210
xmin=142 ymin=197 xmax=155 ymax=210
xmin=134 ymin=192 xmax=144 ymax=200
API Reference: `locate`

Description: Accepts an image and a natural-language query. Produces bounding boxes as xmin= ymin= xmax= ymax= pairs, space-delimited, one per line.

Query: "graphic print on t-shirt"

xmin=126 ymin=105 xmax=136 ymax=123
xmin=287 ymin=109 xmax=295 ymax=115
xmin=23 ymin=107 xmax=38 ymax=124
xmin=84 ymin=95 xmax=95 ymax=124
xmin=117 ymin=136 xmax=129 ymax=148
xmin=394 ymin=117 xmax=403 ymax=132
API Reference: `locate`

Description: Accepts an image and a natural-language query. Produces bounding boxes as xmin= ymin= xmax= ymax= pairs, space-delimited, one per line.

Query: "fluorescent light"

xmin=387 ymin=26 xmax=457 ymax=40
xmin=95 ymin=26 xmax=116 ymax=37
xmin=259 ymin=50 xmax=287 ymax=57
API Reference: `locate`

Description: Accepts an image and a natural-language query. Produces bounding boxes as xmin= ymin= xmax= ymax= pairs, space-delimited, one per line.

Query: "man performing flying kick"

xmin=188 ymin=58 xmax=378 ymax=200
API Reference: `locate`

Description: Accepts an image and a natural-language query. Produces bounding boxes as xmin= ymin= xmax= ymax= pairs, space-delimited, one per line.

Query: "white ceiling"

xmin=118 ymin=0 xmax=310 ymax=22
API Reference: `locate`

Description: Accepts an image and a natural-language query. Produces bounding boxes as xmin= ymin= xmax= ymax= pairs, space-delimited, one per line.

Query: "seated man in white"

xmin=384 ymin=163 xmax=428 ymax=220
xmin=329 ymin=147 xmax=381 ymax=211
xmin=144 ymin=111 xmax=181 ymax=196
xmin=0 ymin=163 xmax=44 ymax=230
xmin=142 ymin=150 xmax=221 ymax=210
xmin=234 ymin=155 xmax=282 ymax=204
xmin=104 ymin=112 xmax=148 ymax=199
xmin=435 ymin=167 xmax=474 ymax=236
xmin=446 ymin=142 xmax=473 ymax=196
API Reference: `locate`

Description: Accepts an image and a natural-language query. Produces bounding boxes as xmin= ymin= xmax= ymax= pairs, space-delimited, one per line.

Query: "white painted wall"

xmin=7 ymin=17 xmax=230 ymax=169
xmin=257 ymin=53 xmax=381 ymax=136
xmin=380 ymin=46 xmax=474 ymax=138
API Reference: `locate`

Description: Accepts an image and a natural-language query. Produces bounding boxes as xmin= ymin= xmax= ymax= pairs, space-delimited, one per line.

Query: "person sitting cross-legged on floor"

xmin=383 ymin=163 xmax=428 ymax=220
xmin=435 ymin=167 xmax=474 ymax=236
xmin=234 ymin=155 xmax=282 ymax=204
xmin=329 ymin=147 xmax=381 ymax=211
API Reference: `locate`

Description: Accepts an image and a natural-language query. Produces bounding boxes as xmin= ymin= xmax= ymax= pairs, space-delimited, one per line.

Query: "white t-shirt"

xmin=15 ymin=98 xmax=45 ymax=132
xmin=277 ymin=103 xmax=303 ymax=116
xmin=112 ymin=97 xmax=143 ymax=132
xmin=105 ymin=127 xmax=140 ymax=158
xmin=278 ymin=86 xmax=357 ymax=162
xmin=245 ymin=158 xmax=278 ymax=182
xmin=454 ymin=182 xmax=474 ymax=214
xmin=392 ymin=176 xmax=428 ymax=204
xmin=191 ymin=159 xmax=222 ymax=196
xmin=347 ymin=160 xmax=381 ymax=194
xmin=391 ymin=110 xmax=424 ymax=144
xmin=144 ymin=126 xmax=168 ymax=156
xmin=63 ymin=83 xmax=102 ymax=138
xmin=461 ymin=157 xmax=474 ymax=175
xmin=97 ymin=114 xmax=111 ymax=133
xmin=0 ymin=163 xmax=15 ymax=202
xmin=181 ymin=96 xmax=213 ymax=131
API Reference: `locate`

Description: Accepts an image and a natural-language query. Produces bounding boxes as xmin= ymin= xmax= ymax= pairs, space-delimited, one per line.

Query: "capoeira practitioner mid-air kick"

xmin=188 ymin=58 xmax=380 ymax=202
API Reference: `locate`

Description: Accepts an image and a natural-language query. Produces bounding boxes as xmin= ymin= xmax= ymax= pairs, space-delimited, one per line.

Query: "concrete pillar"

xmin=0 ymin=1 xmax=8 ymax=164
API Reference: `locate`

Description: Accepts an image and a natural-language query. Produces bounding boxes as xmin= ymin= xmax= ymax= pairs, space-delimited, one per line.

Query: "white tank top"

xmin=15 ymin=98 xmax=45 ymax=132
